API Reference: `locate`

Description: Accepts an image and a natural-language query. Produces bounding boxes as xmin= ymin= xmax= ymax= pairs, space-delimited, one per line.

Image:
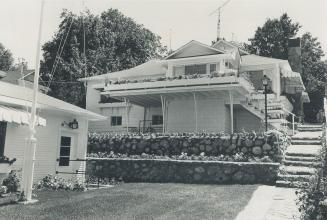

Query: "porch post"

xmin=193 ymin=92 xmax=198 ymax=132
xmin=160 ymin=95 xmax=165 ymax=133
xmin=124 ymin=97 xmax=129 ymax=133
xmin=229 ymin=90 xmax=234 ymax=133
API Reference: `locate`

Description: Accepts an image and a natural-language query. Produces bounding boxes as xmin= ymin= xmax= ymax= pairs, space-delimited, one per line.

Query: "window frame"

xmin=111 ymin=116 xmax=122 ymax=126
xmin=58 ymin=136 xmax=72 ymax=167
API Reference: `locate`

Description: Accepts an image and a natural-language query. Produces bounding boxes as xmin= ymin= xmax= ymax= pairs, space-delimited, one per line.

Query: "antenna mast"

xmin=209 ymin=0 xmax=231 ymax=41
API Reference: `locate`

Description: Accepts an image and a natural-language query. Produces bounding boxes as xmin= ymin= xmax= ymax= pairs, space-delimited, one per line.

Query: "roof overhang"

xmin=0 ymin=105 xmax=46 ymax=126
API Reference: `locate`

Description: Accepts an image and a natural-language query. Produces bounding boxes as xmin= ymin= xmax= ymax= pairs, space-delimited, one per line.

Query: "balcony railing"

xmin=102 ymin=70 xmax=254 ymax=94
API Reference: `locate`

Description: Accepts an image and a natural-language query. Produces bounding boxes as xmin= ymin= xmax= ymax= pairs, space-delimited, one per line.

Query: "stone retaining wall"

xmin=88 ymin=132 xmax=286 ymax=162
xmin=86 ymin=158 xmax=279 ymax=185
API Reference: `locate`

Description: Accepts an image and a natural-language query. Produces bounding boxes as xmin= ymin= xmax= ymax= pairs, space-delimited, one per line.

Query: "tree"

xmin=246 ymin=13 xmax=301 ymax=59
xmin=0 ymin=43 xmax=14 ymax=71
xmin=41 ymin=9 xmax=167 ymax=107
xmin=246 ymin=13 xmax=327 ymax=122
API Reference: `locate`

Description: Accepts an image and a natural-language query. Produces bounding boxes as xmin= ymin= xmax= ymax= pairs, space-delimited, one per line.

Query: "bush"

xmin=2 ymin=171 xmax=20 ymax=193
xmin=35 ymin=175 xmax=86 ymax=191
xmin=0 ymin=185 xmax=7 ymax=195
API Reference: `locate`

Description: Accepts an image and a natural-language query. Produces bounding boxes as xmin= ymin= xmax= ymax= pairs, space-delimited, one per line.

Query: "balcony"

xmin=101 ymin=70 xmax=254 ymax=97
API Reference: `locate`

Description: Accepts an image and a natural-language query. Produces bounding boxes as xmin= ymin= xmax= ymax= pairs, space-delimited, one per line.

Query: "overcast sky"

xmin=0 ymin=0 xmax=326 ymax=68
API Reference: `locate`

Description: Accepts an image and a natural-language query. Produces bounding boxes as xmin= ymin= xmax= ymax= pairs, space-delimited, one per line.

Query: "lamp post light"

xmin=262 ymin=75 xmax=269 ymax=132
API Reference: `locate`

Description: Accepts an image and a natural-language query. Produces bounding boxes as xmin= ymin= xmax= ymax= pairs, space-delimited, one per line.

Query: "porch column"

xmin=124 ymin=97 xmax=129 ymax=133
xmin=160 ymin=95 xmax=166 ymax=133
xmin=229 ymin=90 xmax=234 ymax=133
xmin=193 ymin=92 xmax=198 ymax=132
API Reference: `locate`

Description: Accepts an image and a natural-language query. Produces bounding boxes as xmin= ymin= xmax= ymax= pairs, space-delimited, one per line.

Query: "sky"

xmin=0 ymin=0 xmax=326 ymax=68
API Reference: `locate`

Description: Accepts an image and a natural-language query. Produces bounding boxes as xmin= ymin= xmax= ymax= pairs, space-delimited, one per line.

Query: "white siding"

xmin=167 ymin=96 xmax=229 ymax=133
xmin=4 ymin=113 xmax=89 ymax=182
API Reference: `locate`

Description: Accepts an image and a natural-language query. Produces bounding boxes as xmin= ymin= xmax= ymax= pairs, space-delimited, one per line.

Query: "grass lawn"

xmin=0 ymin=183 xmax=258 ymax=220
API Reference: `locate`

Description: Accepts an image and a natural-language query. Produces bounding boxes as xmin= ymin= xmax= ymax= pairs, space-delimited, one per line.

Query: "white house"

xmin=0 ymin=80 xmax=105 ymax=181
xmin=80 ymin=39 xmax=309 ymax=134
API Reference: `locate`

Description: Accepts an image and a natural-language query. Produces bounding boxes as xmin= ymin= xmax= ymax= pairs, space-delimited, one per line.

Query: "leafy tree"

xmin=0 ymin=42 xmax=14 ymax=71
xmin=246 ymin=13 xmax=327 ymax=122
xmin=246 ymin=13 xmax=301 ymax=59
xmin=41 ymin=9 xmax=167 ymax=107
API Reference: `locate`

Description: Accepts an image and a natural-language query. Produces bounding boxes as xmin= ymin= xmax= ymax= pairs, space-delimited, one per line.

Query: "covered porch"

xmin=101 ymin=81 xmax=252 ymax=133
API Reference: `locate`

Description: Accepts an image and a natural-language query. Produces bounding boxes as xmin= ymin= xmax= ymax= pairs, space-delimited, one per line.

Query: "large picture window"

xmin=185 ymin=64 xmax=206 ymax=75
xmin=59 ymin=136 xmax=71 ymax=166
xmin=111 ymin=116 xmax=122 ymax=126
xmin=0 ymin=122 xmax=7 ymax=157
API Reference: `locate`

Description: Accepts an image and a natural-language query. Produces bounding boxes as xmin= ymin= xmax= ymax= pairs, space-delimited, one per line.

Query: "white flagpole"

xmin=21 ymin=0 xmax=45 ymax=202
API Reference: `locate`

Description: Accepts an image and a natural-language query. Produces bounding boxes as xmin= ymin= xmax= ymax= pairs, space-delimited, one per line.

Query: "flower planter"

xmin=0 ymin=163 xmax=11 ymax=184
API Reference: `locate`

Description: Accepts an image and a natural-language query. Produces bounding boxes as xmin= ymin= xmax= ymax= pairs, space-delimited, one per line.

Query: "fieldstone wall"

xmin=86 ymin=158 xmax=279 ymax=185
xmin=88 ymin=132 xmax=285 ymax=162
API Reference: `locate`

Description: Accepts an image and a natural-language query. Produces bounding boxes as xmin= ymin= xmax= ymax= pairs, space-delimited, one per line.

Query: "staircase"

xmin=240 ymin=93 xmax=289 ymax=130
xmin=276 ymin=124 xmax=323 ymax=188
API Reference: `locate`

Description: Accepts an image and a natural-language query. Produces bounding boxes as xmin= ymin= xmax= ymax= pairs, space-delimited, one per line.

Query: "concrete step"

xmin=284 ymin=155 xmax=318 ymax=162
xmin=286 ymin=144 xmax=322 ymax=157
xmin=276 ymin=180 xmax=307 ymax=188
xmin=277 ymin=174 xmax=312 ymax=182
xmin=291 ymin=139 xmax=321 ymax=145
xmin=298 ymin=126 xmax=323 ymax=132
xmin=280 ymin=166 xmax=316 ymax=175
xmin=283 ymin=160 xmax=321 ymax=167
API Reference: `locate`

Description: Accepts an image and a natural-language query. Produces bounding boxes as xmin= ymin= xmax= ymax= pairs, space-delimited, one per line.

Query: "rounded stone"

xmin=262 ymin=143 xmax=272 ymax=151
xmin=252 ymin=146 xmax=262 ymax=155
xmin=195 ymin=166 xmax=205 ymax=173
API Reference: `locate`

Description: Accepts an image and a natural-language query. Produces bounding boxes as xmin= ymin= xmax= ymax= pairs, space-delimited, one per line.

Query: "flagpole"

xmin=21 ymin=0 xmax=45 ymax=202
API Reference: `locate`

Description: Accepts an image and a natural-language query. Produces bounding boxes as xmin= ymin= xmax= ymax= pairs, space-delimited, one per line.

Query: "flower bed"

xmin=88 ymin=130 xmax=289 ymax=163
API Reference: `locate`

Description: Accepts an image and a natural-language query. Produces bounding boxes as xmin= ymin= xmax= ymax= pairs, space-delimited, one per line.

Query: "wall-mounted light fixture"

xmin=61 ymin=119 xmax=79 ymax=129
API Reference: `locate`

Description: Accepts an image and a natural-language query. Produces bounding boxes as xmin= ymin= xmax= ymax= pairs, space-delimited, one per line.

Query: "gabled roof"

xmin=79 ymin=60 xmax=167 ymax=82
xmin=212 ymin=39 xmax=249 ymax=55
xmin=0 ymin=81 xmax=106 ymax=121
xmin=165 ymin=40 xmax=225 ymax=60
xmin=1 ymin=69 xmax=35 ymax=85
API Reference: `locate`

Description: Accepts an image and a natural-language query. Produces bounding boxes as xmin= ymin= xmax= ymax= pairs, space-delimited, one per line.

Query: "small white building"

xmin=0 ymin=80 xmax=105 ymax=181
xmin=80 ymin=40 xmax=309 ymax=134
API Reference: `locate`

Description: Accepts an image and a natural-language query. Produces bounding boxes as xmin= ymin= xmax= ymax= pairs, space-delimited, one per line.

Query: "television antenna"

xmin=209 ymin=0 xmax=232 ymax=41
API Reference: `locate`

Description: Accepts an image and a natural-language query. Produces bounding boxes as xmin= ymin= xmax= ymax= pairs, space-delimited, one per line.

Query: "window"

xmin=185 ymin=64 xmax=206 ymax=75
xmin=210 ymin=64 xmax=216 ymax=73
xmin=0 ymin=122 xmax=7 ymax=157
xmin=111 ymin=116 xmax=122 ymax=126
xmin=152 ymin=115 xmax=163 ymax=125
xmin=59 ymin=136 xmax=71 ymax=166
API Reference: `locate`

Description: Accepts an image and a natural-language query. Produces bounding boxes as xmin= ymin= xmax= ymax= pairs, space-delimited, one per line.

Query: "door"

xmin=56 ymin=132 xmax=76 ymax=174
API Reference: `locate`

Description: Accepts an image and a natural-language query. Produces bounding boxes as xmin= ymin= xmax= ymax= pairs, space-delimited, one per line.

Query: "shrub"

xmin=2 ymin=171 xmax=20 ymax=193
xmin=0 ymin=185 xmax=7 ymax=195
xmin=35 ymin=175 xmax=86 ymax=191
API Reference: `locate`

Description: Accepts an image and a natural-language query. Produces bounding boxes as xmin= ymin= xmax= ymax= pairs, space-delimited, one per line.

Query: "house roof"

xmin=212 ymin=39 xmax=249 ymax=55
xmin=79 ymin=60 xmax=167 ymax=82
xmin=0 ymin=81 xmax=106 ymax=121
xmin=164 ymin=40 xmax=225 ymax=60
xmin=1 ymin=70 xmax=35 ymax=85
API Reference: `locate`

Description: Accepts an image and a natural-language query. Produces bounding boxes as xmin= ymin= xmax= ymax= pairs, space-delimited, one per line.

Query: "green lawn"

xmin=0 ymin=183 xmax=258 ymax=220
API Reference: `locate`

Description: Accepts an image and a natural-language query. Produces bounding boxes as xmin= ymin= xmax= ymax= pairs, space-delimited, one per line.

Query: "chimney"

xmin=288 ymin=38 xmax=302 ymax=73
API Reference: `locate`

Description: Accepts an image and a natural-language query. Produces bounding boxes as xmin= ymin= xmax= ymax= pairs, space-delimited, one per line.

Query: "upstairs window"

xmin=152 ymin=115 xmax=163 ymax=125
xmin=111 ymin=116 xmax=122 ymax=126
xmin=185 ymin=64 xmax=206 ymax=75
xmin=210 ymin=64 xmax=216 ymax=73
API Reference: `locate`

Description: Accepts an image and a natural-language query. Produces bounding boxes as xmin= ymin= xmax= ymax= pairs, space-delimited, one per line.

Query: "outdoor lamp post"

xmin=262 ymin=75 xmax=269 ymax=132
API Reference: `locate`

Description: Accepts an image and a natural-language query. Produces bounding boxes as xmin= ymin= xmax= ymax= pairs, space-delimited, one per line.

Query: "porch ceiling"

xmin=104 ymin=89 xmax=245 ymax=107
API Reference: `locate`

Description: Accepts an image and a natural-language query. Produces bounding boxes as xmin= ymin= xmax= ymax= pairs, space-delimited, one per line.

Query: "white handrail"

xmin=282 ymin=108 xmax=296 ymax=135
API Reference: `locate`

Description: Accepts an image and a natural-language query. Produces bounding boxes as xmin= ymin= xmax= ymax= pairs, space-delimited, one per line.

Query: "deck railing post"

xmin=229 ymin=90 xmax=234 ymax=133
xmin=193 ymin=92 xmax=198 ymax=132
